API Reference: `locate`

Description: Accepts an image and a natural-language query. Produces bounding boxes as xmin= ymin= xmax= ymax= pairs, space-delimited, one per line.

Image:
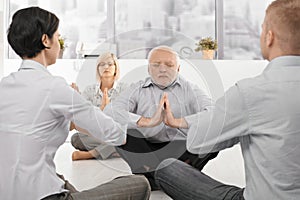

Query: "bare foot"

xmin=111 ymin=152 xmax=120 ymax=158
xmin=72 ymin=150 xmax=94 ymax=161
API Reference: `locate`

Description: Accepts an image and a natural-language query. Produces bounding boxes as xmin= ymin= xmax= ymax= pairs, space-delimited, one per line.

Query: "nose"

xmin=158 ymin=64 xmax=167 ymax=72
xmin=99 ymin=64 xmax=111 ymax=70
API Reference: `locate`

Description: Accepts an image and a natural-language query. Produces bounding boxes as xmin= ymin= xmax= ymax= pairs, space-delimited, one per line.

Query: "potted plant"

xmin=195 ymin=37 xmax=218 ymax=59
xmin=58 ymin=37 xmax=66 ymax=58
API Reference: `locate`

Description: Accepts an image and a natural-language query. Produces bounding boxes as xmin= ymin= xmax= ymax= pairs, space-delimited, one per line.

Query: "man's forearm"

xmin=137 ymin=116 xmax=151 ymax=127
xmin=166 ymin=117 xmax=188 ymax=129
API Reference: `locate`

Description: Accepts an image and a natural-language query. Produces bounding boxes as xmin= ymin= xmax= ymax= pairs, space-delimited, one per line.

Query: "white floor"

xmin=54 ymin=132 xmax=245 ymax=200
xmin=54 ymin=141 xmax=172 ymax=200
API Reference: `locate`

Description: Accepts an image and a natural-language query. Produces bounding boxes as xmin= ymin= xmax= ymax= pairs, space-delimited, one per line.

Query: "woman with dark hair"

xmin=71 ymin=52 xmax=128 ymax=161
xmin=0 ymin=6 xmax=150 ymax=200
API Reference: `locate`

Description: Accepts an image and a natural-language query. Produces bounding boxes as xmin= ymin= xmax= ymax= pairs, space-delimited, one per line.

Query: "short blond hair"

xmin=266 ymin=0 xmax=300 ymax=52
xmin=96 ymin=52 xmax=120 ymax=83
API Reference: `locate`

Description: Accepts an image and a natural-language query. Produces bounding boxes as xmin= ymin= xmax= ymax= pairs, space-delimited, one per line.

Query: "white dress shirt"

xmin=0 ymin=60 xmax=126 ymax=200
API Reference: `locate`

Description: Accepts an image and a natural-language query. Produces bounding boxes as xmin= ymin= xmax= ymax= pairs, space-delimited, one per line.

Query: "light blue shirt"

xmin=0 ymin=60 xmax=126 ymax=200
xmin=187 ymin=56 xmax=300 ymax=199
xmin=105 ymin=75 xmax=213 ymax=142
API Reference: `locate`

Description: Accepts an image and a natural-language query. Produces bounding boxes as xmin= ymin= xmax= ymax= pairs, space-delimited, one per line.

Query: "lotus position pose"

xmin=104 ymin=45 xmax=218 ymax=190
xmin=71 ymin=52 xmax=127 ymax=161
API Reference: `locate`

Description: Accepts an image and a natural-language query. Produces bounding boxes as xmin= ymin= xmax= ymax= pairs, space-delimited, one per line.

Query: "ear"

xmin=266 ymin=30 xmax=274 ymax=47
xmin=41 ymin=34 xmax=50 ymax=48
xmin=177 ymin=65 xmax=180 ymax=72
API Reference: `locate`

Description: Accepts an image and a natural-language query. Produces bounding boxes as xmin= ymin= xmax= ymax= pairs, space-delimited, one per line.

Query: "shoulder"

xmin=47 ymin=76 xmax=76 ymax=99
xmin=178 ymin=75 xmax=192 ymax=86
xmin=50 ymin=76 xmax=69 ymax=88
xmin=129 ymin=78 xmax=148 ymax=89
xmin=234 ymin=73 xmax=268 ymax=106
xmin=115 ymin=81 xmax=129 ymax=92
xmin=120 ymin=79 xmax=149 ymax=97
xmin=178 ymin=75 xmax=201 ymax=91
xmin=236 ymin=73 xmax=266 ymax=91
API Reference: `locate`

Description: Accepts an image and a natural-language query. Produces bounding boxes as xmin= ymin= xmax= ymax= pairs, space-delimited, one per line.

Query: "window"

xmin=8 ymin=0 xmax=108 ymax=59
xmin=115 ymin=0 xmax=215 ymax=58
xmin=6 ymin=0 xmax=273 ymax=59
xmin=223 ymin=0 xmax=273 ymax=59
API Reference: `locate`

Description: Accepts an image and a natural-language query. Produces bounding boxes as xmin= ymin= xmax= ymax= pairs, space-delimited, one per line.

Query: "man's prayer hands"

xmin=137 ymin=93 xmax=188 ymax=128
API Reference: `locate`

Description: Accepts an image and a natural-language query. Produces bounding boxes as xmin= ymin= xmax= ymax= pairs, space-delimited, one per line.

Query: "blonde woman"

xmin=71 ymin=52 xmax=127 ymax=161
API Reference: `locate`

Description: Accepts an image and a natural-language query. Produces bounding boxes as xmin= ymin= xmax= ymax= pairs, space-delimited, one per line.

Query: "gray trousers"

xmin=71 ymin=132 xmax=118 ymax=160
xmin=42 ymin=175 xmax=150 ymax=200
xmin=155 ymin=158 xmax=244 ymax=200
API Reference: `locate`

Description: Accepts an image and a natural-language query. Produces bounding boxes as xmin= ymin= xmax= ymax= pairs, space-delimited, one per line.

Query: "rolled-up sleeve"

xmin=49 ymin=77 xmax=126 ymax=145
xmin=187 ymin=84 xmax=249 ymax=154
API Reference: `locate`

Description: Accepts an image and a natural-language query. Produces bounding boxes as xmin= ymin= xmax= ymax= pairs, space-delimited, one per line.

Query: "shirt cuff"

xmin=128 ymin=113 xmax=142 ymax=129
xmin=184 ymin=113 xmax=200 ymax=128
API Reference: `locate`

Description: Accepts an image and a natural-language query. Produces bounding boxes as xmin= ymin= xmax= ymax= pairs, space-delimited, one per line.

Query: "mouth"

xmin=158 ymin=75 xmax=168 ymax=78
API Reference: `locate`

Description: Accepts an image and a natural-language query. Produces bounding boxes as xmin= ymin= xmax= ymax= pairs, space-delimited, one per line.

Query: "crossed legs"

xmin=155 ymin=158 xmax=244 ymax=200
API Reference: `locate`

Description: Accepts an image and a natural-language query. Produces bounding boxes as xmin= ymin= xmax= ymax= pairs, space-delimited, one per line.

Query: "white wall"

xmin=2 ymin=59 xmax=267 ymax=98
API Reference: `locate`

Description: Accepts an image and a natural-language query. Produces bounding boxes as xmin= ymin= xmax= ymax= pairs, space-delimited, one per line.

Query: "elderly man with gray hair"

xmin=104 ymin=45 xmax=218 ymax=190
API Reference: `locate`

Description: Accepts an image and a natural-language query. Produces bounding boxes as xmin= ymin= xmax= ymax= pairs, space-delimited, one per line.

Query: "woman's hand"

xmin=70 ymin=83 xmax=80 ymax=93
xmin=100 ymin=88 xmax=110 ymax=110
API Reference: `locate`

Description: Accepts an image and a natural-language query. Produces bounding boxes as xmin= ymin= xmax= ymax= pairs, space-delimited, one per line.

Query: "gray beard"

xmin=152 ymin=77 xmax=177 ymax=90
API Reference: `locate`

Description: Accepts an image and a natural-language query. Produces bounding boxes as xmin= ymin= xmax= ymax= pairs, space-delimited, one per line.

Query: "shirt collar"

xmin=142 ymin=75 xmax=182 ymax=88
xmin=264 ymin=56 xmax=300 ymax=71
xmin=19 ymin=60 xmax=51 ymax=75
